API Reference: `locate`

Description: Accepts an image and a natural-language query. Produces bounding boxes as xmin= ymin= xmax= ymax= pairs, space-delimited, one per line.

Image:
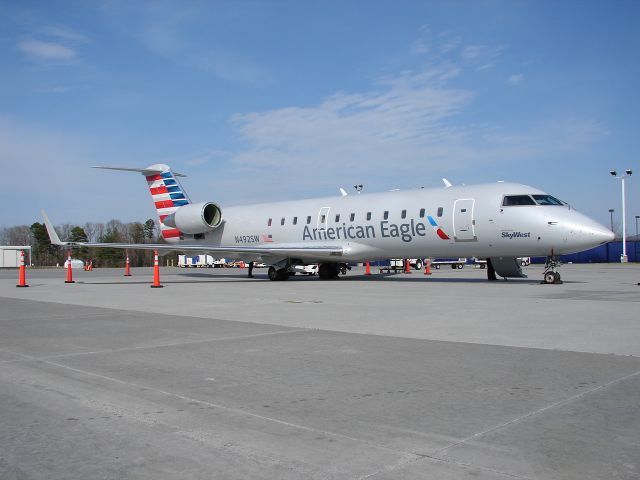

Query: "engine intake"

xmin=163 ymin=202 xmax=222 ymax=234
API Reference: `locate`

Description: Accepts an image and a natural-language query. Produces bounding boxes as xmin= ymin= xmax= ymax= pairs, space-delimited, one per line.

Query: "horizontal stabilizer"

xmin=92 ymin=166 xmax=187 ymax=177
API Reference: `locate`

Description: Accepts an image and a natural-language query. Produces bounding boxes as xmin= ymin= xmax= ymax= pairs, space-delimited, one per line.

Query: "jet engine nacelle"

xmin=163 ymin=202 xmax=223 ymax=234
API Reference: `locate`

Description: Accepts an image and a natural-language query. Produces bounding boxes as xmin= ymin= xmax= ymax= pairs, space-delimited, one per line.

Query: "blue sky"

xmin=1 ymin=0 xmax=638 ymax=232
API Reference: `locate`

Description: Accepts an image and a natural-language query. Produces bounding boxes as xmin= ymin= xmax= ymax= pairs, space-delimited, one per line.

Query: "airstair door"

xmin=453 ymin=198 xmax=476 ymax=241
xmin=317 ymin=206 xmax=331 ymax=231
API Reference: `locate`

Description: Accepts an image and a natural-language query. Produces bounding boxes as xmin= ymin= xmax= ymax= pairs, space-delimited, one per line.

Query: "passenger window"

xmin=401 ymin=209 xmax=406 ymax=219
xmin=335 ymin=214 xmax=340 ymax=222
xmin=281 ymin=218 xmax=285 ymax=226
xmin=502 ymin=195 xmax=536 ymax=206
xmin=350 ymin=213 xmax=355 ymax=222
xmin=437 ymin=207 xmax=443 ymax=217
xmin=293 ymin=217 xmax=298 ymax=225
xmin=367 ymin=212 xmax=371 ymax=221
xmin=307 ymin=216 xmax=311 ymax=224
xmin=268 ymin=218 xmax=272 ymax=227
xmin=419 ymin=208 xmax=425 ymax=218
xmin=383 ymin=211 xmax=389 ymax=220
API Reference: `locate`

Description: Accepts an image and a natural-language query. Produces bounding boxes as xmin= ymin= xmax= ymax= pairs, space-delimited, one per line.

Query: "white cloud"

xmin=461 ymin=44 xmax=505 ymax=70
xmin=508 ymin=73 xmax=524 ymax=85
xmin=227 ymin=65 xmax=477 ymax=197
xmin=215 ymin=59 xmax=608 ymax=204
xmin=18 ymin=39 xmax=76 ymax=60
xmin=39 ymin=25 xmax=88 ymax=44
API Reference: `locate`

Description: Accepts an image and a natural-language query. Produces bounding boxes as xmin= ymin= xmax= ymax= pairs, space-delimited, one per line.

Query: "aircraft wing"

xmin=42 ymin=211 xmax=343 ymax=260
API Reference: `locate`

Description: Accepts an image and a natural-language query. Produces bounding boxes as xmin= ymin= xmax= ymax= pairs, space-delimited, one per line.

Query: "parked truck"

xmin=178 ymin=255 xmax=226 ymax=268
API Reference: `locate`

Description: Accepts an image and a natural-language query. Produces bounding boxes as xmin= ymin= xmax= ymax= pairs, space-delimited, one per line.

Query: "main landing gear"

xmin=542 ymin=256 xmax=562 ymax=284
xmin=268 ymin=266 xmax=289 ymax=281
xmin=318 ymin=262 xmax=341 ymax=280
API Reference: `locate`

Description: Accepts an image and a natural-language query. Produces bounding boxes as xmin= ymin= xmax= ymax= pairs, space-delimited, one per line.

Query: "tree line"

xmin=0 ymin=219 xmax=176 ymax=267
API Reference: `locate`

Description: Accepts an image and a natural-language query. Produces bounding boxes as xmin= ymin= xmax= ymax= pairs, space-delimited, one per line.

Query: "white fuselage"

xmin=171 ymin=182 xmax=613 ymax=263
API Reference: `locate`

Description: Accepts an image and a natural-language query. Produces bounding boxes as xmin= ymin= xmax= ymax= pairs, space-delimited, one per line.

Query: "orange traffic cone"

xmin=150 ymin=249 xmax=163 ymax=288
xmin=65 ymin=251 xmax=75 ymax=284
xmin=424 ymin=259 xmax=432 ymax=275
xmin=365 ymin=261 xmax=371 ymax=275
xmin=404 ymin=259 xmax=411 ymax=274
xmin=16 ymin=250 xmax=28 ymax=287
xmin=89 ymin=261 xmax=93 ymax=271
xmin=124 ymin=254 xmax=132 ymax=276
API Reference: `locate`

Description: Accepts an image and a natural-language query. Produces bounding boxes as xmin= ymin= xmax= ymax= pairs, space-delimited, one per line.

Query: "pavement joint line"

xmin=36 ymin=329 xmax=310 ymax=360
xmin=0 ymin=346 xmax=418 ymax=460
xmin=429 ymin=367 xmax=640 ymax=457
xmin=356 ymin=368 xmax=640 ymax=479
xmin=357 ymin=452 xmax=534 ymax=480
xmin=4 ymin=295 xmax=639 ymax=359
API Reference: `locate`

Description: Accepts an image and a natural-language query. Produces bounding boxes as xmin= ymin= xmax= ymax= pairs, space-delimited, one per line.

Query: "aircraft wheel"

xmin=268 ymin=267 xmax=278 ymax=281
xmin=318 ymin=263 xmax=339 ymax=280
xmin=553 ymin=272 xmax=562 ymax=283
xmin=543 ymin=272 xmax=556 ymax=284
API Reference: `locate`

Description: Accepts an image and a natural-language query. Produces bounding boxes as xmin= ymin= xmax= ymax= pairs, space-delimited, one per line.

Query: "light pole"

xmin=610 ymin=169 xmax=633 ymax=262
xmin=635 ymin=215 xmax=639 ymax=262
xmin=608 ymin=209 xmax=614 ymax=232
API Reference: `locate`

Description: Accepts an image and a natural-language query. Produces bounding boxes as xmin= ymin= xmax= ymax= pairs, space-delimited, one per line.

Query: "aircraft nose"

xmin=577 ymin=217 xmax=614 ymax=246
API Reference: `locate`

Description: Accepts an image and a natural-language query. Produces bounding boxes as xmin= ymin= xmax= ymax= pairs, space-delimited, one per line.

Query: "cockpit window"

xmin=502 ymin=195 xmax=536 ymax=206
xmin=532 ymin=194 xmax=564 ymax=206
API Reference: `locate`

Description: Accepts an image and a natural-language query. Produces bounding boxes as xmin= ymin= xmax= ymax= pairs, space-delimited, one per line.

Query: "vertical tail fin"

xmin=92 ymin=164 xmax=190 ymax=242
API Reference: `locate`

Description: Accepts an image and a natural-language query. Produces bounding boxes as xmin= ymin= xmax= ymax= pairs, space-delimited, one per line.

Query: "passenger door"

xmin=453 ymin=198 xmax=476 ymax=241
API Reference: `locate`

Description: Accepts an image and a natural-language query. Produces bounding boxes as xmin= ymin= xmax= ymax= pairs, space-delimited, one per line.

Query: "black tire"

xmin=544 ymin=272 xmax=555 ymax=284
xmin=414 ymin=260 xmax=423 ymax=270
xmin=435 ymin=265 xmax=440 ymax=269
xmin=268 ymin=266 xmax=278 ymax=281
xmin=553 ymin=272 xmax=561 ymax=283
xmin=319 ymin=263 xmax=340 ymax=280
xmin=457 ymin=264 xmax=464 ymax=269
xmin=451 ymin=264 xmax=457 ymax=270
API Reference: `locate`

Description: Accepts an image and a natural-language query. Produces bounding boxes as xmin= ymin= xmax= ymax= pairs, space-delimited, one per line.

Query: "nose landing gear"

xmin=542 ymin=256 xmax=562 ymax=284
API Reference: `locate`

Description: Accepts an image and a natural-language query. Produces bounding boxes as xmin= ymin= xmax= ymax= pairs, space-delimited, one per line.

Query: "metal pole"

xmin=635 ymin=215 xmax=639 ymax=262
xmin=621 ymin=177 xmax=627 ymax=262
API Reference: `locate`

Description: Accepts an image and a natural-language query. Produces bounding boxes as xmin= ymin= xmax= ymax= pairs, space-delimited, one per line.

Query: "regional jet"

xmin=43 ymin=164 xmax=613 ymax=283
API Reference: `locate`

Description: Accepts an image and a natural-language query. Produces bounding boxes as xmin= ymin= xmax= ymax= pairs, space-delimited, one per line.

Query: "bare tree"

xmin=4 ymin=225 xmax=32 ymax=246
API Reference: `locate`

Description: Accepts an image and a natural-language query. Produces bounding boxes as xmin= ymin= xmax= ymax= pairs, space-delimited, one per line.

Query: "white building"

xmin=0 ymin=246 xmax=32 ymax=268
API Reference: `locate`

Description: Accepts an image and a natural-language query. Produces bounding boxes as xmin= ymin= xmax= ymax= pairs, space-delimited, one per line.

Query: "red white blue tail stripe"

xmin=145 ymin=165 xmax=190 ymax=241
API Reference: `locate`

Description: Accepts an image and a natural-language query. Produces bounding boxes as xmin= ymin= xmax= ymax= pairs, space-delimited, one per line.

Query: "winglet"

xmin=339 ymin=188 xmax=348 ymax=197
xmin=41 ymin=210 xmax=64 ymax=246
xmin=442 ymin=178 xmax=452 ymax=188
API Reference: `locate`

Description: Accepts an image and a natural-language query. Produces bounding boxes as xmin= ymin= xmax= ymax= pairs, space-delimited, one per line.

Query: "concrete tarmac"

xmin=1 ymin=264 xmax=639 ymax=479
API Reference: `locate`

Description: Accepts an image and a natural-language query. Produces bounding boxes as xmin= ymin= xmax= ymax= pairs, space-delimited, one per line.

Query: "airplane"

xmin=42 ymin=163 xmax=614 ymax=284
